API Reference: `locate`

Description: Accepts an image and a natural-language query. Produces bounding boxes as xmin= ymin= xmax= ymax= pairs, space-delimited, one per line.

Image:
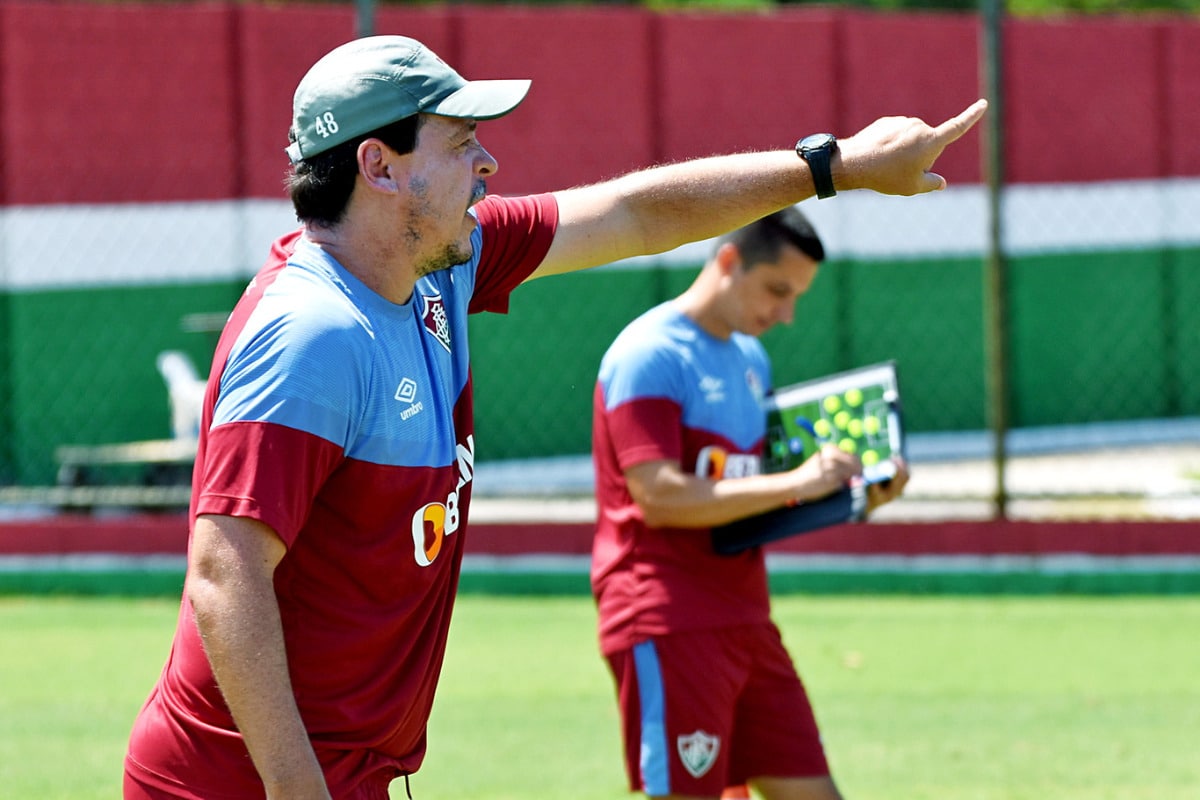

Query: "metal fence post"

xmin=981 ymin=0 xmax=1009 ymax=519
xmin=356 ymin=0 xmax=375 ymax=39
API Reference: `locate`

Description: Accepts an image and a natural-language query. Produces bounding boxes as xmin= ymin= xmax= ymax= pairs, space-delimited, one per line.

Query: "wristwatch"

xmin=796 ymin=133 xmax=838 ymax=199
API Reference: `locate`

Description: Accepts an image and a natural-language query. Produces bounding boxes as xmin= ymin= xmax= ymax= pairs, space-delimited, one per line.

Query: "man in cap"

xmin=124 ymin=35 xmax=985 ymax=800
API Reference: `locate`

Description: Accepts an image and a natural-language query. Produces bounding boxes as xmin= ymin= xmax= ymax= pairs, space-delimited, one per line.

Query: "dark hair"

xmin=286 ymin=114 xmax=423 ymax=228
xmin=718 ymin=206 xmax=826 ymax=268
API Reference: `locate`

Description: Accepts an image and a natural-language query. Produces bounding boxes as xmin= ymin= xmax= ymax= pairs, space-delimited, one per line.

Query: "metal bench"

xmin=0 ymin=483 xmax=192 ymax=511
xmin=55 ymin=438 xmax=197 ymax=484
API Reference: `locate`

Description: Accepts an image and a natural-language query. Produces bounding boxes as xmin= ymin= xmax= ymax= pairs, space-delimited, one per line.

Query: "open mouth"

xmin=468 ymin=181 xmax=487 ymax=207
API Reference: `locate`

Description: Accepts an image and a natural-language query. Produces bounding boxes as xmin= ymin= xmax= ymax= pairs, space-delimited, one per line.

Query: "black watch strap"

xmin=796 ymin=133 xmax=838 ymax=199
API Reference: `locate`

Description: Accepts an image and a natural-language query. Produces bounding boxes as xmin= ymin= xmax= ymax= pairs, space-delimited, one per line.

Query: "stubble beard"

xmin=407 ymin=176 xmax=481 ymax=278
xmin=413 ymin=241 xmax=473 ymax=278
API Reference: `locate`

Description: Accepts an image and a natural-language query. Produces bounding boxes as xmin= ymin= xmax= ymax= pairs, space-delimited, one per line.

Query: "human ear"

xmin=358 ymin=140 xmax=399 ymax=192
xmin=715 ymin=242 xmax=742 ymax=276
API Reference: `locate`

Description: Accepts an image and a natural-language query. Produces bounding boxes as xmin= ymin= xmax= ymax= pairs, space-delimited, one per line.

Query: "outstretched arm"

xmin=530 ymin=99 xmax=987 ymax=278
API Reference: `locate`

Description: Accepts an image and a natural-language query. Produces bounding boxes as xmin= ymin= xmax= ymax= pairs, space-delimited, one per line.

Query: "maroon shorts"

xmin=605 ymin=623 xmax=829 ymax=797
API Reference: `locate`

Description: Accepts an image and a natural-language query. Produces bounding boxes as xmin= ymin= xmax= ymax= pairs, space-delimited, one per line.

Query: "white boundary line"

xmin=0 ymin=554 xmax=187 ymax=572
xmin=3 ymin=180 xmax=1199 ymax=290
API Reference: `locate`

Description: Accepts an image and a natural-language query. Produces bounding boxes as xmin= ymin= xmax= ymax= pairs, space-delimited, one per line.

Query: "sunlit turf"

xmin=1 ymin=594 xmax=1196 ymax=799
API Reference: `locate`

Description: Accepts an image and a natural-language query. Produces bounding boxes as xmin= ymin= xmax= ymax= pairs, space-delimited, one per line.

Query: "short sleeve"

xmin=469 ymin=193 xmax=559 ymax=314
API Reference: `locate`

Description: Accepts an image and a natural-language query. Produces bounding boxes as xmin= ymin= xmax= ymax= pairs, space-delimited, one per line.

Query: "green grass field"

xmin=1 ymin=594 xmax=1197 ymax=799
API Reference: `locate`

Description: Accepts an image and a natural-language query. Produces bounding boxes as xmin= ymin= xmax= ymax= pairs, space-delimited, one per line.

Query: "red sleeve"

xmin=606 ymin=397 xmax=684 ymax=471
xmin=469 ymin=193 xmax=559 ymax=314
xmin=194 ymin=421 xmax=343 ymax=547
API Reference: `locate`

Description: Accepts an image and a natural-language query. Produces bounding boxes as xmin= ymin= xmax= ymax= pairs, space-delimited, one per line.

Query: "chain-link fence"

xmin=2 ymin=1 xmax=1198 ymax=520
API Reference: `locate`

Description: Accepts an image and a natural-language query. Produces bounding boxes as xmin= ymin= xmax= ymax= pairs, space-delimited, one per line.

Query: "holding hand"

xmin=791 ymin=443 xmax=863 ymax=504
xmin=866 ymin=455 xmax=911 ymax=513
xmin=790 ymin=446 xmax=911 ymax=515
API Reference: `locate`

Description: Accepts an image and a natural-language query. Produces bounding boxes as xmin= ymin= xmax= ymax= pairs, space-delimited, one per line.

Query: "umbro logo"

xmin=395 ymin=378 xmax=424 ymax=421
xmin=395 ymin=378 xmax=418 ymax=403
xmin=699 ymin=375 xmax=725 ymax=403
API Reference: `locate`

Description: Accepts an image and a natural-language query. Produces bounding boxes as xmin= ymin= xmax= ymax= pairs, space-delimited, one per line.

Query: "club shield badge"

xmin=677 ymin=729 xmax=720 ymax=778
xmin=420 ymin=292 xmax=452 ymax=353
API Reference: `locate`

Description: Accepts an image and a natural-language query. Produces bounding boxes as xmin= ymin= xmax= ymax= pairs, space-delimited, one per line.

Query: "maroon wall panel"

xmin=375 ymin=6 xmax=458 ymax=62
xmin=1166 ymin=23 xmax=1200 ymax=177
xmin=839 ymin=10 xmax=983 ymax=184
xmin=656 ymin=10 xmax=839 ymax=164
xmin=1005 ymin=17 xmax=1162 ymax=183
xmin=238 ymin=4 xmax=456 ymax=199
xmin=1 ymin=2 xmax=237 ymax=204
xmin=238 ymin=4 xmax=357 ymax=199
xmin=452 ymin=6 xmax=655 ymax=196
xmin=3 ymin=3 xmax=1198 ymax=208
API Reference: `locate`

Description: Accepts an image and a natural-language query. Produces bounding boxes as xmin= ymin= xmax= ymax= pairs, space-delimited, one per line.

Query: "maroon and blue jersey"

xmin=126 ymin=194 xmax=557 ymax=798
xmin=591 ymin=302 xmax=774 ymax=656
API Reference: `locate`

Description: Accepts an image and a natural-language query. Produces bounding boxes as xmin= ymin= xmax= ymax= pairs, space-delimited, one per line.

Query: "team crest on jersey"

xmin=421 ymin=292 xmax=452 ymax=353
xmin=677 ymin=730 xmax=720 ymax=778
xmin=745 ymin=368 xmax=764 ymax=403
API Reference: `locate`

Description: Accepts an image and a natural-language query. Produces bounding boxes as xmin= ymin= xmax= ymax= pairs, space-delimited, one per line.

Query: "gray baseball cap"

xmin=286 ymin=35 xmax=531 ymax=164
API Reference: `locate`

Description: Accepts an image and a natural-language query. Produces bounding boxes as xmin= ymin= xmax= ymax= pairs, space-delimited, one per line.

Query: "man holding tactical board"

xmin=591 ymin=208 xmax=909 ymax=800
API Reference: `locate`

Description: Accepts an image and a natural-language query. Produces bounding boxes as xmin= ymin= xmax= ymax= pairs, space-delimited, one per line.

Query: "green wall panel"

xmin=6 ymin=282 xmax=243 ymax=484
xmin=0 ymin=293 xmax=13 ymax=483
xmin=764 ymin=256 xmax=987 ymax=432
xmin=1009 ymin=250 xmax=1172 ymax=425
xmin=468 ymin=267 xmax=679 ymax=461
xmin=2 ymin=246 xmax=1195 ymax=484
xmin=469 ymin=254 xmax=990 ymax=461
xmin=1168 ymin=247 xmax=1200 ymax=416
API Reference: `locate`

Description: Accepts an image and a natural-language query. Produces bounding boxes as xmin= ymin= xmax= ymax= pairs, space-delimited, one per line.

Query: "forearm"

xmin=188 ymin=515 xmax=330 ymax=800
xmin=603 ymin=150 xmax=813 ymax=258
xmin=536 ymin=100 xmax=986 ymax=277
xmin=644 ymin=474 xmax=793 ymax=529
xmin=630 ymin=462 xmax=838 ymax=530
xmin=608 ymin=110 xmax=968 ymax=256
xmin=190 ymin=576 xmax=328 ymax=799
